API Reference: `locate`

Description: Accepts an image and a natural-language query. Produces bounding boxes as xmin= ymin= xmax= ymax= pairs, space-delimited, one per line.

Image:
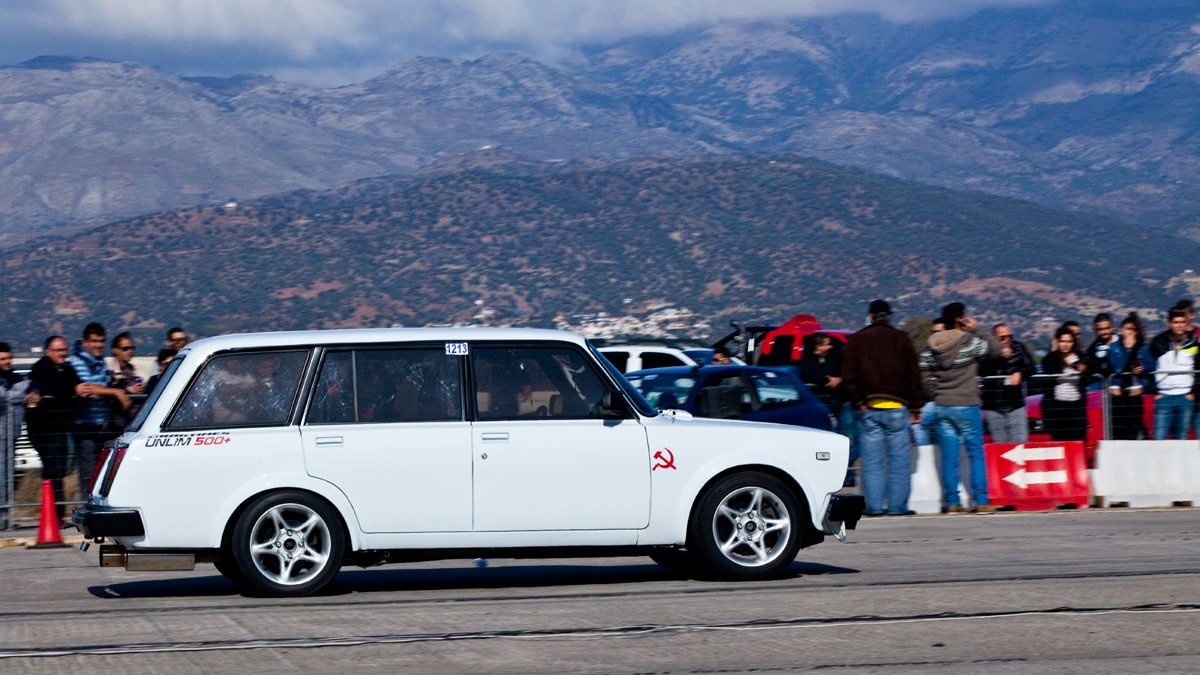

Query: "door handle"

xmin=315 ymin=436 xmax=344 ymax=446
xmin=480 ymin=432 xmax=509 ymax=442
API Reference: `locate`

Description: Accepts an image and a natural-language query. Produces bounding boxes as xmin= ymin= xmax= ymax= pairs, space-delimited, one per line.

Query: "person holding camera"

xmin=979 ymin=323 xmax=1036 ymax=443
xmin=919 ymin=302 xmax=1002 ymax=514
xmin=1041 ymin=325 xmax=1089 ymax=442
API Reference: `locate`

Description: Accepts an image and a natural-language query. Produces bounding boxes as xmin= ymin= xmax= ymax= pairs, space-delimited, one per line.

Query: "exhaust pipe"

xmin=99 ymin=544 xmax=196 ymax=571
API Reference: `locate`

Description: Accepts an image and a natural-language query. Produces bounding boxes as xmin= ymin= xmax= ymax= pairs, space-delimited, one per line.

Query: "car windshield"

xmin=624 ymin=372 xmax=696 ymax=410
xmin=587 ymin=342 xmax=657 ymax=416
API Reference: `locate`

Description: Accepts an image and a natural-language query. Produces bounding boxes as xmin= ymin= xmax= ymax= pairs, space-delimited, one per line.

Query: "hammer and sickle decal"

xmin=652 ymin=447 xmax=677 ymax=471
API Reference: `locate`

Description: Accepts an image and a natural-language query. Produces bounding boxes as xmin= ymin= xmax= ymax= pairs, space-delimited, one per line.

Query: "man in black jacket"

xmin=980 ymin=324 xmax=1036 ymax=443
xmin=842 ymin=300 xmax=925 ymax=517
xmin=1084 ymin=313 xmax=1117 ymax=380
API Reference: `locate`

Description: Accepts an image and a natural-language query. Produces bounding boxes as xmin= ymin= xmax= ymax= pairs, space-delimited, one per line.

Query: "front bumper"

xmin=825 ymin=494 xmax=865 ymax=533
xmin=73 ymin=504 xmax=145 ymax=539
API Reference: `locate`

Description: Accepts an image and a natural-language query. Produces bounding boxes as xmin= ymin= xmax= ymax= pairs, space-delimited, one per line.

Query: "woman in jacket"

xmin=1106 ymin=312 xmax=1155 ymax=440
xmin=1041 ymin=326 xmax=1088 ymax=441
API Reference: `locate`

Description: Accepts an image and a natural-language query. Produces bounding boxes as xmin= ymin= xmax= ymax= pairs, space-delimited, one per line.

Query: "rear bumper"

xmin=72 ymin=504 xmax=145 ymax=539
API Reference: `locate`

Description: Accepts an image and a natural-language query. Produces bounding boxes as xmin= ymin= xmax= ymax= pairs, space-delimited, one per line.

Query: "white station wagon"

xmin=74 ymin=328 xmax=863 ymax=597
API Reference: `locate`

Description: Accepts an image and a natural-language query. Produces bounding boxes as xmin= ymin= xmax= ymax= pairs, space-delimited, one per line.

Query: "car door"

xmin=470 ymin=343 xmax=651 ymax=532
xmin=301 ymin=346 xmax=473 ymax=533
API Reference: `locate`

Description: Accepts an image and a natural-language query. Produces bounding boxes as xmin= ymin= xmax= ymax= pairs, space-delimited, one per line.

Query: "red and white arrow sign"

xmin=1000 ymin=445 xmax=1066 ymax=464
xmin=1000 ymin=444 xmax=1069 ymax=488
xmin=1003 ymin=468 xmax=1068 ymax=488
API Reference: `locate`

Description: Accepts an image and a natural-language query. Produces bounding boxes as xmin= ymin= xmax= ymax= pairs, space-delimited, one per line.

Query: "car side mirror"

xmin=598 ymin=391 xmax=628 ymax=419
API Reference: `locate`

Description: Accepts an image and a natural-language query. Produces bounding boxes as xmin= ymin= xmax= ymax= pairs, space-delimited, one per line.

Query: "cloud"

xmin=0 ymin=0 xmax=1059 ymax=86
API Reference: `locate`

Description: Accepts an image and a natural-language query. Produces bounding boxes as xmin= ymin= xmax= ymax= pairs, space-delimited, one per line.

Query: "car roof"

xmin=599 ymin=345 xmax=691 ymax=355
xmin=626 ymin=364 xmax=795 ymax=377
xmin=179 ymin=327 xmax=588 ymax=357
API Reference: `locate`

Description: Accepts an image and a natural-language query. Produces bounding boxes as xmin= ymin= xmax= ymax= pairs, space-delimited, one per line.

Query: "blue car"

xmin=624 ymin=365 xmax=832 ymax=431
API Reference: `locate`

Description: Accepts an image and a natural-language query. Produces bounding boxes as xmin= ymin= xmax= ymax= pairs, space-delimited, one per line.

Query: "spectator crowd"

xmin=805 ymin=299 xmax=1200 ymax=517
xmin=1 ymin=326 xmax=184 ymax=522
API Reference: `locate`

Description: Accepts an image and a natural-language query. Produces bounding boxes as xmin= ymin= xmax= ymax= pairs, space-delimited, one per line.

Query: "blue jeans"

xmin=935 ymin=405 xmax=988 ymax=507
xmin=910 ymin=400 xmax=938 ymax=446
xmin=838 ymin=403 xmax=861 ymax=467
xmin=1154 ymin=394 xmax=1193 ymax=440
xmin=859 ymin=407 xmax=912 ymax=514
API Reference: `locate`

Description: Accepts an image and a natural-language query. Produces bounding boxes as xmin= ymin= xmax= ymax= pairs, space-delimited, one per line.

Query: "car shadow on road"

xmin=87 ymin=560 xmax=859 ymax=599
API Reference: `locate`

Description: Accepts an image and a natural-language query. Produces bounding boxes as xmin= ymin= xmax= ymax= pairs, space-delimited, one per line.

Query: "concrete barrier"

xmin=909 ymin=444 xmax=970 ymax=514
xmin=1091 ymin=440 xmax=1200 ymax=507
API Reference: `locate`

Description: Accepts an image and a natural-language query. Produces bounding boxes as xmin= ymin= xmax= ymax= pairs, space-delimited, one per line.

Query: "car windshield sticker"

xmin=652 ymin=447 xmax=677 ymax=471
xmin=445 ymin=342 xmax=469 ymax=356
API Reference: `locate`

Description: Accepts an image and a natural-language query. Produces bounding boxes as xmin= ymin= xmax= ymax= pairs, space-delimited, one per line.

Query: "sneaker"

xmin=940 ymin=505 xmax=966 ymax=514
xmin=888 ymin=510 xmax=917 ymax=516
xmin=864 ymin=511 xmax=885 ymax=518
xmin=972 ymin=505 xmax=996 ymax=514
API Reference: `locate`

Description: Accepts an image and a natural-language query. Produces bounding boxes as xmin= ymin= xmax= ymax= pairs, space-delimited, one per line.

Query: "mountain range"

xmin=1 ymin=0 xmax=1198 ymax=243
xmin=2 ymin=153 xmax=1196 ymax=349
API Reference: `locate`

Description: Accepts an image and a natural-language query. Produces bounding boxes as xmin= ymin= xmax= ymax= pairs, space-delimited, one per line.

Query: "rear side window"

xmin=167 ymin=351 xmax=309 ymax=430
xmin=748 ymin=370 xmax=804 ymax=410
xmin=601 ymin=350 xmax=629 ymax=372
xmin=307 ymin=347 xmax=463 ymax=424
xmin=641 ymin=352 xmax=687 ymax=369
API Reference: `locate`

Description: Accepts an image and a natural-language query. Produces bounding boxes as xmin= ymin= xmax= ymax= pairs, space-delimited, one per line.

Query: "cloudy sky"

xmin=1 ymin=0 xmax=1057 ymax=86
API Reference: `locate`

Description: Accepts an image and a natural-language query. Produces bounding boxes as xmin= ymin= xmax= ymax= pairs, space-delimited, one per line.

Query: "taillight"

xmin=98 ymin=443 xmax=129 ymax=497
xmin=88 ymin=446 xmax=113 ymax=494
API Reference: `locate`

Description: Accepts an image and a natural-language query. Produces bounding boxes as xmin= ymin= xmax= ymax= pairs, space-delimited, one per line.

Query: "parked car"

xmin=713 ymin=314 xmax=853 ymax=367
xmin=625 ymin=364 xmax=833 ymax=432
xmin=598 ymin=345 xmax=701 ymax=372
xmin=73 ymin=328 xmax=862 ymax=597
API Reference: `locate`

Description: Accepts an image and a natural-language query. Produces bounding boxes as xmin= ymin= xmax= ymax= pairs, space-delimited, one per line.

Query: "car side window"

xmin=748 ymin=371 xmax=804 ymax=410
xmin=641 ymin=352 xmax=687 ymax=369
xmin=601 ymin=350 xmax=629 ymax=372
xmin=475 ymin=345 xmax=610 ymax=420
xmin=167 ymin=351 xmax=309 ymax=430
xmin=307 ymin=347 xmax=463 ymax=424
xmin=696 ymin=369 xmax=748 ymax=417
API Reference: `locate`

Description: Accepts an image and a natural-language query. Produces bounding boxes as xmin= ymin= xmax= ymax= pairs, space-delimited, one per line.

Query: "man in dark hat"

xmin=841 ymin=299 xmax=925 ymax=516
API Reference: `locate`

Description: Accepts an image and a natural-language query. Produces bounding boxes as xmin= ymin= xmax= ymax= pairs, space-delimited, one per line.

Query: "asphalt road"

xmin=0 ymin=509 xmax=1197 ymax=674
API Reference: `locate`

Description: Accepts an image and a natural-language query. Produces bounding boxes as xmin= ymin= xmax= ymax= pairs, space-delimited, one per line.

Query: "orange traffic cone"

xmin=29 ymin=479 xmax=68 ymax=549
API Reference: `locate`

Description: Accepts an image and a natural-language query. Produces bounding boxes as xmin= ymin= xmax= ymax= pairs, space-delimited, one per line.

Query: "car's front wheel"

xmin=648 ymin=548 xmax=701 ymax=578
xmin=229 ymin=491 xmax=344 ymax=597
xmin=688 ymin=472 xmax=803 ymax=581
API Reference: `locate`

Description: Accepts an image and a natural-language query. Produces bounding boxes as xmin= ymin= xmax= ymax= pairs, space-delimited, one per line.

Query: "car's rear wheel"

xmin=229 ymin=491 xmax=344 ymax=597
xmin=688 ymin=472 xmax=803 ymax=581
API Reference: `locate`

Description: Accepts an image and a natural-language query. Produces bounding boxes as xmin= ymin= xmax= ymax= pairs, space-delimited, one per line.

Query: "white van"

xmin=74 ymin=328 xmax=862 ymax=597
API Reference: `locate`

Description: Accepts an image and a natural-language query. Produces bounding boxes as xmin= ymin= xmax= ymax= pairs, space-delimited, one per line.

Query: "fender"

xmin=640 ymin=417 xmax=847 ymax=544
xmin=205 ymin=472 xmax=364 ymax=551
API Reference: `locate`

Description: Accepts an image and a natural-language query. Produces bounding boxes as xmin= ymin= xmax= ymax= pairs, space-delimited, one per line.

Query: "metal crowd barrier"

xmin=1 ymin=395 xmax=147 ymax=531
xmin=979 ymin=368 xmax=1200 ymax=447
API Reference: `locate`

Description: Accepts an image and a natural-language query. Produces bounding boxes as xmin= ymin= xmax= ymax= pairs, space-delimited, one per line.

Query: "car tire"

xmin=213 ymin=559 xmax=246 ymax=587
xmin=648 ymin=549 xmax=701 ymax=578
xmin=229 ymin=491 xmax=344 ymax=597
xmin=687 ymin=472 xmax=803 ymax=581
